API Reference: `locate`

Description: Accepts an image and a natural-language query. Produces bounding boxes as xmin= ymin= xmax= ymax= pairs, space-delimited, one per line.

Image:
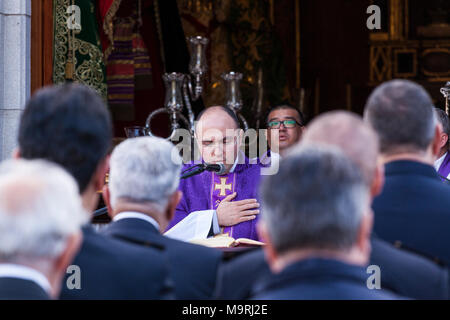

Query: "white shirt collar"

xmin=0 ymin=264 xmax=51 ymax=294
xmin=113 ymin=211 xmax=160 ymax=231
xmin=434 ymin=152 xmax=447 ymax=171
xmin=252 ymin=150 xmax=282 ymax=166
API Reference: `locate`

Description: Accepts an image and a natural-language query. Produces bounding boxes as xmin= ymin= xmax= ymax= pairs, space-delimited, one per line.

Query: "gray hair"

xmin=109 ymin=136 xmax=182 ymax=211
xmin=435 ymin=107 xmax=450 ymax=137
xmin=0 ymin=159 xmax=87 ymax=262
xmin=363 ymin=79 xmax=436 ymax=155
xmin=260 ymin=145 xmax=369 ymax=254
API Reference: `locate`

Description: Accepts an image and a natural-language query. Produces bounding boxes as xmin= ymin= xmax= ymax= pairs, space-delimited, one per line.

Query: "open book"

xmin=190 ymin=234 xmax=265 ymax=248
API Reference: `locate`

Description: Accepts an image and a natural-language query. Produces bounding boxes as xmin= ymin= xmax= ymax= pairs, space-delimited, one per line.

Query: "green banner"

xmin=53 ymin=0 xmax=107 ymax=99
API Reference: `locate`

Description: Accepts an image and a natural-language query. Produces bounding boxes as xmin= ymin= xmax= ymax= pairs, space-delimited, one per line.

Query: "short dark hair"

xmin=18 ymin=83 xmax=113 ymax=193
xmin=196 ymin=106 xmax=240 ymax=129
xmin=266 ymin=104 xmax=305 ymax=127
xmin=363 ymin=80 xmax=435 ymax=154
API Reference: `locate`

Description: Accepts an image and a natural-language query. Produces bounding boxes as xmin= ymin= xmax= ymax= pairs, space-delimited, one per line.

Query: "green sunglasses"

xmin=267 ymin=119 xmax=302 ymax=129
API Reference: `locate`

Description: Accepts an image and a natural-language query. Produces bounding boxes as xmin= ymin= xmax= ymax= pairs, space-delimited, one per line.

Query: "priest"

xmin=166 ymin=106 xmax=262 ymax=241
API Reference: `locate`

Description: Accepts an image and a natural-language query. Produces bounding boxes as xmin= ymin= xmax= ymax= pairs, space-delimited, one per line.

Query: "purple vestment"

xmin=438 ymin=152 xmax=450 ymax=181
xmin=167 ymin=154 xmax=263 ymax=240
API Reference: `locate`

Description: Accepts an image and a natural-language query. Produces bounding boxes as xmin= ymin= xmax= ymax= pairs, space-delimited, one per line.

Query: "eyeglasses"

xmin=267 ymin=120 xmax=302 ymax=129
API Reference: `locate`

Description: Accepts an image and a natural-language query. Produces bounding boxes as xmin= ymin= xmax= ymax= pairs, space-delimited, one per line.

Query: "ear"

xmin=370 ymin=163 xmax=385 ymax=199
xmin=238 ymin=128 xmax=244 ymax=140
xmin=54 ymin=232 xmax=82 ymax=272
xmin=440 ymin=133 xmax=449 ymax=150
xmin=93 ymin=156 xmax=110 ymax=192
xmin=194 ymin=122 xmax=203 ymax=150
xmin=257 ymin=221 xmax=279 ymax=273
xmin=432 ymin=124 xmax=443 ymax=158
xmin=236 ymin=128 xmax=244 ymax=148
xmin=355 ymin=209 xmax=373 ymax=263
xmin=12 ymin=148 xmax=20 ymax=159
xmin=51 ymin=231 xmax=83 ymax=296
xmin=102 ymin=184 xmax=113 ymax=218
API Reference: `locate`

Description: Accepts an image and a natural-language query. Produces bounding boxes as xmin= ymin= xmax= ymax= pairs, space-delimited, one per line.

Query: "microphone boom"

xmin=181 ymin=163 xmax=226 ymax=179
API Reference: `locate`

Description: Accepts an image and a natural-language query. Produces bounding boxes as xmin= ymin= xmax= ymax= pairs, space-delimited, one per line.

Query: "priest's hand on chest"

xmin=216 ymin=192 xmax=260 ymax=227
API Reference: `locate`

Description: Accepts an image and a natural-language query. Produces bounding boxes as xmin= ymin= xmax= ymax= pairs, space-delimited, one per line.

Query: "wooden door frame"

xmin=31 ymin=0 xmax=54 ymax=94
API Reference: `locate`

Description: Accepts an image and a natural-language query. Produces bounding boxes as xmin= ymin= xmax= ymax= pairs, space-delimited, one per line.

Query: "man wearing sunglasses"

xmin=266 ymin=105 xmax=305 ymax=157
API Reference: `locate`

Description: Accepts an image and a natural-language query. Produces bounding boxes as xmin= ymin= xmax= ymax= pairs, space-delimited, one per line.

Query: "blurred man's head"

xmin=17 ymin=83 xmax=113 ymax=212
xmin=301 ymin=111 xmax=383 ymax=198
xmin=434 ymin=108 xmax=450 ymax=158
xmin=363 ymin=80 xmax=440 ymax=163
xmin=266 ymin=105 xmax=305 ymax=156
xmin=104 ymin=137 xmax=182 ymax=232
xmin=195 ymin=106 xmax=243 ymax=173
xmin=0 ymin=159 xmax=86 ymax=298
xmin=259 ymin=145 xmax=372 ymax=273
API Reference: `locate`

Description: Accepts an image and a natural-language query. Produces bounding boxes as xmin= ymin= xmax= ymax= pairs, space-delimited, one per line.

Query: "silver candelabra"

xmin=222 ymin=71 xmax=249 ymax=131
xmin=441 ymin=82 xmax=450 ymax=116
xmin=146 ymin=36 xmax=209 ymax=139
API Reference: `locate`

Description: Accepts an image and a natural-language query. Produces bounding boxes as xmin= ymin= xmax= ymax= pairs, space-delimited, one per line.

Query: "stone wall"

xmin=0 ymin=0 xmax=31 ymax=160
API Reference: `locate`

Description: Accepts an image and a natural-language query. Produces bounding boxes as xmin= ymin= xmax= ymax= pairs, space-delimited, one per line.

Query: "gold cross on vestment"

xmin=214 ymin=177 xmax=232 ymax=196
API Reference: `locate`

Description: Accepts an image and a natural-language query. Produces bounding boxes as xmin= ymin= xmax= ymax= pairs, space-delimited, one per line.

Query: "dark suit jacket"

xmin=251 ymin=258 xmax=400 ymax=300
xmin=102 ymin=217 xmax=223 ymax=299
xmin=60 ymin=225 xmax=172 ymax=300
xmin=214 ymin=248 xmax=269 ymax=300
xmin=0 ymin=278 xmax=50 ymax=300
xmin=370 ymin=236 xmax=448 ymax=299
xmin=215 ymin=236 xmax=448 ymax=300
xmin=372 ymin=160 xmax=450 ymax=265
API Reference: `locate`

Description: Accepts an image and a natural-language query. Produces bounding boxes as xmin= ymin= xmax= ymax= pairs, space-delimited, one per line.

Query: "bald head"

xmin=300 ymin=111 xmax=379 ymax=185
xmin=195 ymin=106 xmax=240 ymax=134
xmin=195 ymin=106 xmax=243 ymax=172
